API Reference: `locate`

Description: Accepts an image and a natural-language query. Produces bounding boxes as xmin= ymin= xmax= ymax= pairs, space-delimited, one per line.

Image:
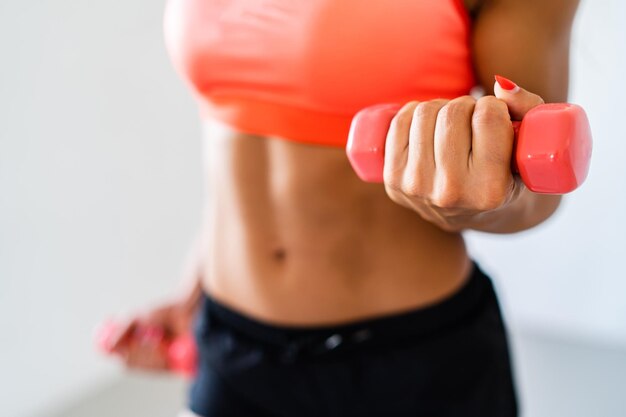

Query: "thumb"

xmin=494 ymin=75 xmax=545 ymax=121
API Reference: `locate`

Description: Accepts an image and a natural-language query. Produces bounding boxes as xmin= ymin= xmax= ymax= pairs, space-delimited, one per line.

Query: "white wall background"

xmin=0 ymin=1 xmax=624 ymax=416
xmin=0 ymin=1 xmax=202 ymax=416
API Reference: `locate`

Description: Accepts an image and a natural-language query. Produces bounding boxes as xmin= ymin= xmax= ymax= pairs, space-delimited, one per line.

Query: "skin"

xmin=110 ymin=0 xmax=580 ymax=390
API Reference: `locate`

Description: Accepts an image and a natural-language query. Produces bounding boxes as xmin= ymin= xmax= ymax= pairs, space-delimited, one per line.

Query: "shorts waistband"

xmin=199 ymin=261 xmax=493 ymax=360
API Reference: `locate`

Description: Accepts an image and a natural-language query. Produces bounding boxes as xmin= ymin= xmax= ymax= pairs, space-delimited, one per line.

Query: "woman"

xmin=109 ymin=0 xmax=580 ymax=415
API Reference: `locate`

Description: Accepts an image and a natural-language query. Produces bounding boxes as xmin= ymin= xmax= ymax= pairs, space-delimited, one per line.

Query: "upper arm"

xmin=470 ymin=0 xmax=580 ymax=102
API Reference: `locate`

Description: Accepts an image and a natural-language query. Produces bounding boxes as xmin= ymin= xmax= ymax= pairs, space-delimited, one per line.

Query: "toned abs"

xmin=200 ymin=118 xmax=471 ymax=326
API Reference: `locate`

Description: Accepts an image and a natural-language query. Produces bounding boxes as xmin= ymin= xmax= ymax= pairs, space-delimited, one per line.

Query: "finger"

xmin=434 ymin=96 xmax=475 ymax=177
xmin=383 ymin=101 xmax=418 ymax=186
xmin=470 ymin=96 xmax=516 ymax=208
xmin=405 ymin=99 xmax=447 ymax=191
xmin=134 ymin=324 xmax=166 ymax=345
xmin=494 ymin=75 xmax=545 ymax=120
xmin=123 ymin=335 xmax=169 ymax=371
xmin=125 ymin=349 xmax=169 ymax=371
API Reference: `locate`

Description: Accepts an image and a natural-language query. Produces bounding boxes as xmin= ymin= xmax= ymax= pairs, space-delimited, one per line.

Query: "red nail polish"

xmin=495 ymin=75 xmax=518 ymax=92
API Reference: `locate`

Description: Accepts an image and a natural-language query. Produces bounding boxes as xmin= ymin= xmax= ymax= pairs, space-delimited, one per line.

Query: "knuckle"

xmin=437 ymin=103 xmax=457 ymax=125
xmin=390 ymin=101 xmax=418 ymax=132
xmin=400 ymin=177 xmax=427 ymax=198
xmin=473 ymin=98 xmax=509 ymax=126
xmin=383 ymin=164 xmax=402 ymax=191
xmin=451 ymin=95 xmax=477 ymax=107
xmin=431 ymin=192 xmax=462 ymax=209
xmin=430 ymin=179 xmax=464 ymax=209
xmin=438 ymin=99 xmax=473 ymax=126
xmin=384 ymin=184 xmax=407 ymax=207
xmin=477 ymin=180 xmax=511 ymax=211
xmin=400 ymin=160 xmax=433 ymax=198
xmin=478 ymin=95 xmax=506 ymax=108
xmin=385 ymin=165 xmax=431 ymax=200
xmin=413 ymin=100 xmax=446 ymax=120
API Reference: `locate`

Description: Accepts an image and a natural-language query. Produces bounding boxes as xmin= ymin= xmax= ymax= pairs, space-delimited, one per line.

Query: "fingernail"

xmin=495 ymin=75 xmax=520 ymax=93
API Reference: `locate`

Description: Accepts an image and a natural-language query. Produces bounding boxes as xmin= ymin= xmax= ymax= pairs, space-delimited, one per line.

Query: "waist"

xmin=196 ymin=260 xmax=493 ymax=361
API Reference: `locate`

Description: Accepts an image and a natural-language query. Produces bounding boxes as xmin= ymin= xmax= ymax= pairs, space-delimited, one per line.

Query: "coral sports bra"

xmin=164 ymin=0 xmax=475 ymax=147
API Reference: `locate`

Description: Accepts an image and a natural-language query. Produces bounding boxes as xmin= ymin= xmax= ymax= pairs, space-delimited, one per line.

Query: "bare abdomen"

xmin=199 ymin=119 xmax=471 ymax=326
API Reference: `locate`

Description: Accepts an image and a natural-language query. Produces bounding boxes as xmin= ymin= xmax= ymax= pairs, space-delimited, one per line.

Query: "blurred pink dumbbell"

xmin=95 ymin=320 xmax=197 ymax=378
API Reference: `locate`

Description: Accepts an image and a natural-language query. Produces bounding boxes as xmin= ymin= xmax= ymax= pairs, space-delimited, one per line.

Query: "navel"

xmin=272 ymin=247 xmax=287 ymax=262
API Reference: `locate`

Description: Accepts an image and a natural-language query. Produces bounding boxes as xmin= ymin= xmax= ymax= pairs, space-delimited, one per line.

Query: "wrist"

xmin=424 ymin=183 xmax=527 ymax=233
xmin=464 ymin=189 xmax=562 ymax=234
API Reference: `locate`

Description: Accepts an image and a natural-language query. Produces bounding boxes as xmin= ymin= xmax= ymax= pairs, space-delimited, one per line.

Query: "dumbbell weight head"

xmin=168 ymin=333 xmax=197 ymax=378
xmin=346 ymin=103 xmax=402 ymax=183
xmin=514 ymin=103 xmax=592 ymax=194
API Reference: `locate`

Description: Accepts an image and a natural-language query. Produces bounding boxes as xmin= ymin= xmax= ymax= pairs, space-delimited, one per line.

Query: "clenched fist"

xmin=383 ymin=76 xmax=546 ymax=232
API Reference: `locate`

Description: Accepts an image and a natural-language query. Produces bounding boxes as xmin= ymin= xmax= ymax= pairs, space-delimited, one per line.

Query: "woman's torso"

xmin=166 ymin=0 xmax=478 ymax=325
xmin=200 ymin=120 xmax=471 ymax=325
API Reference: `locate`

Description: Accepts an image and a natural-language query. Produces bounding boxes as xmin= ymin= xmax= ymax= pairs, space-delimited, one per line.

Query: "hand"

xmin=382 ymin=76 xmax=545 ymax=232
xmin=107 ymin=297 xmax=198 ymax=372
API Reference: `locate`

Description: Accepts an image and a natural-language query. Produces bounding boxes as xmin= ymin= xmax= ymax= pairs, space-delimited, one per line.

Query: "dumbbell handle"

xmin=95 ymin=320 xmax=197 ymax=378
xmin=346 ymin=102 xmax=592 ymax=194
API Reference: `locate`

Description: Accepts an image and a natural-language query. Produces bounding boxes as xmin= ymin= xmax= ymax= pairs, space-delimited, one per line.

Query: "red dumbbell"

xmin=346 ymin=102 xmax=592 ymax=194
xmin=95 ymin=320 xmax=197 ymax=378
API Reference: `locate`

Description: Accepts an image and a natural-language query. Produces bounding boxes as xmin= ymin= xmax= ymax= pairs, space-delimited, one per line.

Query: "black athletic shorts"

xmin=188 ymin=262 xmax=518 ymax=417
